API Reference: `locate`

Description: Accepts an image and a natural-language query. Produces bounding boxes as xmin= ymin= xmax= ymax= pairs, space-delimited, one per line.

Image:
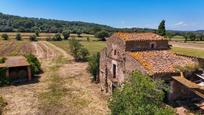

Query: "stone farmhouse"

xmin=99 ymin=32 xmax=204 ymax=100
xmin=0 ymin=56 xmax=32 ymax=81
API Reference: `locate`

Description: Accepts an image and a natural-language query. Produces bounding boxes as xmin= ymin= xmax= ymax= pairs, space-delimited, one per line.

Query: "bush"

xmin=87 ymin=37 xmax=90 ymax=42
xmin=25 ymin=53 xmax=41 ymax=75
xmin=1 ymin=34 xmax=9 ymax=40
xmin=109 ymin=71 xmax=174 ymax=115
xmin=35 ymin=30 xmax=40 ymax=37
xmin=69 ymin=39 xmax=89 ymax=61
xmin=52 ymin=33 xmax=62 ymax=41
xmin=15 ymin=33 xmax=22 ymax=40
xmin=76 ymin=47 xmax=89 ymax=61
xmin=62 ymin=30 xmax=70 ymax=40
xmin=95 ymin=30 xmax=110 ymax=41
xmin=0 ymin=57 xmax=6 ymax=63
xmin=29 ymin=35 xmax=38 ymax=41
xmin=88 ymin=53 xmax=100 ymax=81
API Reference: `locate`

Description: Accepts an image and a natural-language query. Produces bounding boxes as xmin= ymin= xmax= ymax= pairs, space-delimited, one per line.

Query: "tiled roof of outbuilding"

xmin=129 ymin=50 xmax=198 ymax=75
xmin=110 ymin=32 xmax=166 ymax=41
xmin=0 ymin=56 xmax=30 ymax=68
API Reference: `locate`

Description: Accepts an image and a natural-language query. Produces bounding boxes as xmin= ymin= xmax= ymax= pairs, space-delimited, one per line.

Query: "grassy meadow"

xmin=171 ymin=47 xmax=204 ymax=58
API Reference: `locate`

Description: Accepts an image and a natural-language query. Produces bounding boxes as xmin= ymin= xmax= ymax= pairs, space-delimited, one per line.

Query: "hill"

xmin=0 ymin=12 xmax=155 ymax=34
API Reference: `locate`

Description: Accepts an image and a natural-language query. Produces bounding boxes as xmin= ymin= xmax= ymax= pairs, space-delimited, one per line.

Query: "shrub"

xmin=109 ymin=71 xmax=174 ymax=115
xmin=62 ymin=30 xmax=70 ymax=40
xmin=95 ymin=30 xmax=110 ymax=41
xmin=52 ymin=33 xmax=62 ymax=41
xmin=69 ymin=39 xmax=89 ymax=61
xmin=1 ymin=34 xmax=9 ymax=40
xmin=15 ymin=33 xmax=22 ymax=40
xmin=35 ymin=30 xmax=40 ymax=37
xmin=0 ymin=57 xmax=6 ymax=63
xmin=29 ymin=35 xmax=38 ymax=41
xmin=88 ymin=53 xmax=100 ymax=81
xmin=76 ymin=47 xmax=89 ymax=61
xmin=25 ymin=53 xmax=41 ymax=75
xmin=87 ymin=37 xmax=90 ymax=42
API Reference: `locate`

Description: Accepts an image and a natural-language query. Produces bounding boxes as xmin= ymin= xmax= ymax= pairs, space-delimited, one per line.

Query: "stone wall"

xmin=126 ymin=40 xmax=169 ymax=51
xmin=125 ymin=54 xmax=147 ymax=79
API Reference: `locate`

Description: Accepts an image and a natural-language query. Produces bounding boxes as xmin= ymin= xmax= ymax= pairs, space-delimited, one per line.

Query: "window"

xmin=114 ymin=50 xmax=116 ymax=55
xmin=113 ymin=64 xmax=116 ymax=78
xmin=150 ymin=42 xmax=156 ymax=49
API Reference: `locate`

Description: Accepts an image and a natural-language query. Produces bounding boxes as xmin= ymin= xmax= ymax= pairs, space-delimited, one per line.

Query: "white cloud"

xmin=174 ymin=21 xmax=187 ymax=27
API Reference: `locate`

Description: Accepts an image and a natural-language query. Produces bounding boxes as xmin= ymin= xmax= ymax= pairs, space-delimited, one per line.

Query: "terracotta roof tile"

xmin=2 ymin=56 xmax=30 ymax=68
xmin=111 ymin=32 xmax=166 ymax=41
xmin=129 ymin=50 xmax=198 ymax=75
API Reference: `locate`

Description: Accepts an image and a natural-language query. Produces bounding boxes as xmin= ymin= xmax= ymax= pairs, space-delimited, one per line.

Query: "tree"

xmin=189 ymin=32 xmax=196 ymax=41
xmin=166 ymin=32 xmax=174 ymax=40
xmin=88 ymin=53 xmax=100 ymax=81
xmin=76 ymin=30 xmax=82 ymax=37
xmin=29 ymin=35 xmax=38 ymax=41
xmin=95 ymin=30 xmax=110 ymax=41
xmin=25 ymin=53 xmax=41 ymax=75
xmin=69 ymin=39 xmax=89 ymax=61
xmin=1 ymin=34 xmax=9 ymax=40
xmin=52 ymin=33 xmax=62 ymax=41
xmin=157 ymin=20 xmax=166 ymax=36
xmin=195 ymin=33 xmax=202 ymax=41
xmin=15 ymin=33 xmax=22 ymax=40
xmin=62 ymin=30 xmax=70 ymax=40
xmin=109 ymin=71 xmax=174 ymax=115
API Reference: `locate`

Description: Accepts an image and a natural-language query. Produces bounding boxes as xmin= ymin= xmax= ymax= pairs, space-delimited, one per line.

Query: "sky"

xmin=0 ymin=0 xmax=203 ymax=31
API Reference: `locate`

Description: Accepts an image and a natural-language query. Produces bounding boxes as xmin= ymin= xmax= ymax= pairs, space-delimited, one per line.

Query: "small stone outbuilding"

xmin=99 ymin=32 xmax=202 ymax=100
xmin=0 ymin=56 xmax=32 ymax=81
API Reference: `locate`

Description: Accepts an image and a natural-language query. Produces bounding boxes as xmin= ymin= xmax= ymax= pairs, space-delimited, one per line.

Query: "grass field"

xmin=50 ymin=40 xmax=106 ymax=55
xmin=0 ymin=40 xmax=32 ymax=56
xmin=171 ymin=47 xmax=204 ymax=58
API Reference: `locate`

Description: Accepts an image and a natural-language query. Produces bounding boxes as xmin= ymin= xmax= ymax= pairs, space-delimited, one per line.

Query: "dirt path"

xmin=0 ymin=41 xmax=109 ymax=115
xmin=170 ymin=41 xmax=204 ymax=50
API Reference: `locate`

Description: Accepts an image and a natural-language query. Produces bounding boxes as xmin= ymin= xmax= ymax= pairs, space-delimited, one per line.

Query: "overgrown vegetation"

xmin=88 ymin=53 xmax=100 ymax=81
xmin=0 ymin=96 xmax=7 ymax=114
xmin=69 ymin=39 xmax=89 ymax=61
xmin=109 ymin=71 xmax=175 ymax=115
xmin=25 ymin=53 xmax=41 ymax=75
xmin=0 ymin=67 xmax=11 ymax=86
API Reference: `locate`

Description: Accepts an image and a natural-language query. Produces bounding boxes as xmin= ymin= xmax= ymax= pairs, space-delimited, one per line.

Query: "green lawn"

xmin=50 ymin=40 xmax=106 ymax=55
xmin=171 ymin=47 xmax=204 ymax=58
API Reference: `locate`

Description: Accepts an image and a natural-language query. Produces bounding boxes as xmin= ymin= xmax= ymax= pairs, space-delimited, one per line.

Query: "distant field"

xmin=171 ymin=35 xmax=185 ymax=41
xmin=0 ymin=32 xmax=94 ymax=40
xmin=171 ymin=47 xmax=204 ymax=58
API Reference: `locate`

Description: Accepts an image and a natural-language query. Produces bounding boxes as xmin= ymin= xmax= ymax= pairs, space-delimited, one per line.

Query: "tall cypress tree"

xmin=157 ymin=20 xmax=166 ymax=36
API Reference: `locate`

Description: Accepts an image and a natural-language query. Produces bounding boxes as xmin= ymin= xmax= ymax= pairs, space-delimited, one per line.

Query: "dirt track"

xmin=0 ymin=41 xmax=109 ymax=115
